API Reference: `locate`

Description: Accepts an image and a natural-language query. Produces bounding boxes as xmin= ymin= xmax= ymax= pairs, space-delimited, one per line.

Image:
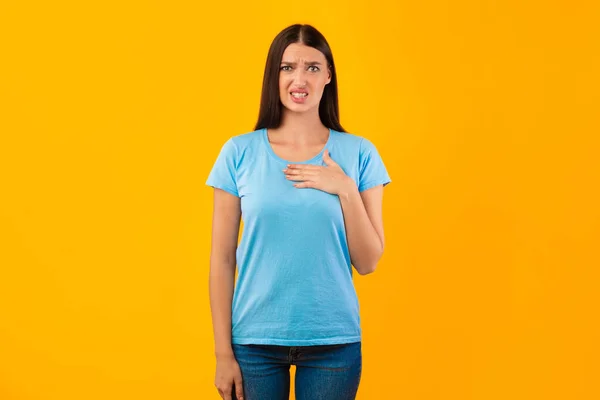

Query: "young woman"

xmin=207 ymin=23 xmax=391 ymax=400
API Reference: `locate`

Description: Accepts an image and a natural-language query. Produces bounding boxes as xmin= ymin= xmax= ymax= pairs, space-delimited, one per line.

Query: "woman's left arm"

xmin=338 ymin=184 xmax=385 ymax=275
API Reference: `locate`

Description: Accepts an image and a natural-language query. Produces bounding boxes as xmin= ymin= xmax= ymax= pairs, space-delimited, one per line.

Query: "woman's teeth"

xmin=291 ymin=92 xmax=307 ymax=98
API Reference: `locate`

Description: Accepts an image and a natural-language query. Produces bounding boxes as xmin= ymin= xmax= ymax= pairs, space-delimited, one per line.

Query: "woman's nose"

xmin=292 ymin=69 xmax=308 ymax=84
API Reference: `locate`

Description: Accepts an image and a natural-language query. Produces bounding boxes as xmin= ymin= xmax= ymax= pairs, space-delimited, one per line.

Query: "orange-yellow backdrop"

xmin=1 ymin=1 xmax=599 ymax=399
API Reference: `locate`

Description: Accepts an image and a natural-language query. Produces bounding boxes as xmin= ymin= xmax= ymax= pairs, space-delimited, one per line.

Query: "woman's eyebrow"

xmin=280 ymin=61 xmax=323 ymax=65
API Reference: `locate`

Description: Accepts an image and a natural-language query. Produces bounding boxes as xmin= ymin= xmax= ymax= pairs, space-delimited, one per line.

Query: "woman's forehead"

xmin=282 ymin=44 xmax=326 ymax=62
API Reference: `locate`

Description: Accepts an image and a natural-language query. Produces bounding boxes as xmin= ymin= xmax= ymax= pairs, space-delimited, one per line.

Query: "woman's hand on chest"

xmin=282 ymin=149 xmax=357 ymax=197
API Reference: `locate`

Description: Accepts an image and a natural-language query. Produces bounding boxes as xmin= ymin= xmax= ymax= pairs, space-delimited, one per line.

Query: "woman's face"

xmin=279 ymin=43 xmax=331 ymax=113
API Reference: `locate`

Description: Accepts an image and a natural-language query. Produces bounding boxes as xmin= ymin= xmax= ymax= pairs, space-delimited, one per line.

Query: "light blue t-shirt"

xmin=206 ymin=127 xmax=391 ymax=346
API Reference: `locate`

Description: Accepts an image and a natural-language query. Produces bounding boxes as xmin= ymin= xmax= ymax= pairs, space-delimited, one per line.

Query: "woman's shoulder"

xmin=331 ymin=129 xmax=377 ymax=151
xmin=212 ymin=129 xmax=263 ymax=158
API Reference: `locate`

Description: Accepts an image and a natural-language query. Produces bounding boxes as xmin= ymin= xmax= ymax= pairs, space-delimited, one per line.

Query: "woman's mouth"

xmin=290 ymin=92 xmax=308 ymax=103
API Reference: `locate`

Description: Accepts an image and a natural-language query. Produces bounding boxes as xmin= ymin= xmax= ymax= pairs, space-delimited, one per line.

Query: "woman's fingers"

xmin=215 ymin=357 xmax=242 ymax=399
xmin=215 ymin=376 xmax=234 ymax=399
xmin=294 ymin=181 xmax=316 ymax=188
xmin=234 ymin=373 xmax=244 ymax=399
xmin=221 ymin=384 xmax=232 ymax=399
xmin=286 ymin=164 xmax=320 ymax=170
xmin=285 ymin=174 xmax=313 ymax=181
xmin=283 ymin=168 xmax=318 ymax=175
xmin=284 ymin=168 xmax=318 ymax=182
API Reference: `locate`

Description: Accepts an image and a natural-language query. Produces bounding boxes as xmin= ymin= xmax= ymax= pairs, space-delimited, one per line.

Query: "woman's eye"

xmin=280 ymin=65 xmax=319 ymax=71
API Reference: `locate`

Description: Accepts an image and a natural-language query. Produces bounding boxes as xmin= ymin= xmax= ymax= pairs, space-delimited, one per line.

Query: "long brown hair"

xmin=254 ymin=24 xmax=346 ymax=133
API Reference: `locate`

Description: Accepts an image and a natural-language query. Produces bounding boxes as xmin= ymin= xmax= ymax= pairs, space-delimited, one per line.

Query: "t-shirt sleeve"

xmin=206 ymin=138 xmax=239 ymax=197
xmin=358 ymin=137 xmax=392 ymax=192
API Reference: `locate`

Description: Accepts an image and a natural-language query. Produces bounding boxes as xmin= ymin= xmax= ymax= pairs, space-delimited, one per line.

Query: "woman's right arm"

xmin=209 ymin=188 xmax=245 ymax=400
xmin=209 ymin=187 xmax=241 ymax=358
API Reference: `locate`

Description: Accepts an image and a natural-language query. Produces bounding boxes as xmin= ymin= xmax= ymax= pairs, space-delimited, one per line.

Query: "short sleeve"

xmin=358 ymin=138 xmax=391 ymax=192
xmin=206 ymin=138 xmax=239 ymax=197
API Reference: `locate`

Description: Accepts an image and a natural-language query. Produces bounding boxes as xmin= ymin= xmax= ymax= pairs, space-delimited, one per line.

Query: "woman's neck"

xmin=274 ymin=109 xmax=329 ymax=145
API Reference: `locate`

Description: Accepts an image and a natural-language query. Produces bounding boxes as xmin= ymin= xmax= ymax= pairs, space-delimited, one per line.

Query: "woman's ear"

xmin=327 ymin=66 xmax=332 ymax=84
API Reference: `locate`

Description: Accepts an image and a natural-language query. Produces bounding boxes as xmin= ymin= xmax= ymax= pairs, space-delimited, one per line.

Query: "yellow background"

xmin=1 ymin=1 xmax=599 ymax=399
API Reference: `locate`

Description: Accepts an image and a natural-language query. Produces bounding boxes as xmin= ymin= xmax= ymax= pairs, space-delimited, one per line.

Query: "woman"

xmin=207 ymin=23 xmax=391 ymax=400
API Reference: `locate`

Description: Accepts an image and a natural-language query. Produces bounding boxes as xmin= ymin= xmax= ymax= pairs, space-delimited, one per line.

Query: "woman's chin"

xmin=283 ymin=101 xmax=314 ymax=113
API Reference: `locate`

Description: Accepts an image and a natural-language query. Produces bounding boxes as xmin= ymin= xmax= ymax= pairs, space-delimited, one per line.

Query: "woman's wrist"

xmin=337 ymin=178 xmax=359 ymax=200
xmin=215 ymin=348 xmax=235 ymax=359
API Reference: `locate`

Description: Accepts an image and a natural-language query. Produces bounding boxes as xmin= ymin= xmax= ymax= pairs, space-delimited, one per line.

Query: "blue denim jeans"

xmin=231 ymin=341 xmax=362 ymax=400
